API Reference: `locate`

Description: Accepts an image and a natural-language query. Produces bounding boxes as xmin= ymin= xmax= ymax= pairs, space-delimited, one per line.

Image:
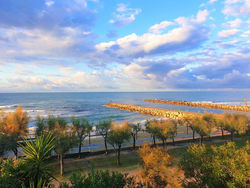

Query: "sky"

xmin=0 ymin=0 xmax=249 ymax=92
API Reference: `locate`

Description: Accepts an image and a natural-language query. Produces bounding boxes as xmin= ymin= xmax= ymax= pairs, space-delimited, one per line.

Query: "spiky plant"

xmin=20 ymin=133 xmax=55 ymax=187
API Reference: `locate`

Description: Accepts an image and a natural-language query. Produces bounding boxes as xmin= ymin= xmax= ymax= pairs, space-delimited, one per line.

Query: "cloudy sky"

xmin=0 ymin=0 xmax=249 ymax=92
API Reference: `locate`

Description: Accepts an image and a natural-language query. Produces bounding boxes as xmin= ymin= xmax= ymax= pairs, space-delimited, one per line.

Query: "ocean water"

xmin=0 ymin=91 xmax=249 ymax=127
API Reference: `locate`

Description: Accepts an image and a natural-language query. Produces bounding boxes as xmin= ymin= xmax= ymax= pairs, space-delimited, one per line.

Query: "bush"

xmin=181 ymin=141 xmax=250 ymax=188
xmin=63 ymin=170 xmax=141 ymax=188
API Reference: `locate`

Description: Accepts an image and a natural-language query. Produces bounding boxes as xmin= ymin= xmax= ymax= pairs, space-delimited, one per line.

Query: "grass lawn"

xmin=51 ymin=135 xmax=249 ymax=183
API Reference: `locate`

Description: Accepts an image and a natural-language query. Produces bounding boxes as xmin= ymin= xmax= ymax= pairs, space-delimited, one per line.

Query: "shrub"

xmin=181 ymin=141 xmax=250 ymax=188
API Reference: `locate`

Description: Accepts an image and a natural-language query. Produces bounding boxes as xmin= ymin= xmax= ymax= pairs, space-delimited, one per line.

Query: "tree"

xmin=145 ymin=119 xmax=158 ymax=146
xmin=35 ymin=115 xmax=46 ymax=136
xmin=167 ymin=120 xmax=178 ymax=145
xmin=47 ymin=115 xmax=57 ymax=131
xmin=96 ymin=120 xmax=111 ymax=154
xmin=224 ymin=113 xmax=248 ymax=141
xmin=192 ymin=116 xmax=211 ymax=144
xmin=182 ymin=115 xmax=196 ymax=140
xmin=129 ymin=122 xmax=141 ymax=150
xmin=71 ymin=117 xmax=90 ymax=157
xmin=138 ymin=144 xmax=183 ymax=188
xmin=1 ymin=106 xmax=29 ymax=158
xmin=202 ymin=113 xmax=216 ymax=140
xmin=107 ymin=122 xmax=131 ymax=166
xmin=182 ymin=115 xmax=192 ymax=135
xmin=215 ymin=114 xmax=226 ymax=138
xmin=20 ymin=134 xmax=55 ymax=187
xmin=152 ymin=120 xmax=177 ymax=148
xmin=181 ymin=142 xmax=249 ymax=188
xmin=86 ymin=123 xmax=93 ymax=151
xmin=53 ymin=117 xmax=76 ymax=175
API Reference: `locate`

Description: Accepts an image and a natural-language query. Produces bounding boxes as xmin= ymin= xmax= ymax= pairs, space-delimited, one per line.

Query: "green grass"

xmin=52 ymin=151 xmax=140 ymax=181
xmin=51 ymin=135 xmax=250 ymax=182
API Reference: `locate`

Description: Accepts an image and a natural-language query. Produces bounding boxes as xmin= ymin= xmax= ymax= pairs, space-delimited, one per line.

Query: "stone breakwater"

xmin=144 ymin=99 xmax=250 ymax=112
xmin=104 ymin=102 xmax=194 ymax=120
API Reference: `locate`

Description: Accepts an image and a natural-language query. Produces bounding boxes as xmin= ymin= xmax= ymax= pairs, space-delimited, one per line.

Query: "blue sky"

xmin=0 ymin=0 xmax=249 ymax=92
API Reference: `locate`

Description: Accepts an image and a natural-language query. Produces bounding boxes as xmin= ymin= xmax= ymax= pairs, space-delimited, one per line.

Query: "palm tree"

xmin=20 ymin=134 xmax=55 ymax=187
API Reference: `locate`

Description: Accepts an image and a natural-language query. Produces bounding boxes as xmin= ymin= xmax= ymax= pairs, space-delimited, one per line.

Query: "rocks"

xmin=144 ymin=99 xmax=250 ymax=112
xmin=104 ymin=102 xmax=194 ymax=120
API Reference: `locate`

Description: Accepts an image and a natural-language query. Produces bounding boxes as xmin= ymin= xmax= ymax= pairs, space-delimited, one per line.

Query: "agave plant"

xmin=20 ymin=133 xmax=55 ymax=187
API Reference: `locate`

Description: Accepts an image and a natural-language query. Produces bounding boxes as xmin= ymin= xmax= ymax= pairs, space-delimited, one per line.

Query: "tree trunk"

xmin=162 ymin=139 xmax=165 ymax=148
xmin=133 ymin=136 xmax=136 ymax=149
xmin=13 ymin=147 xmax=18 ymax=160
xmin=78 ymin=137 xmax=82 ymax=158
xmin=172 ymin=137 xmax=175 ymax=145
xmin=117 ymin=145 xmax=121 ymax=166
xmin=104 ymin=137 xmax=108 ymax=155
xmin=153 ymin=136 xmax=156 ymax=146
xmin=60 ymin=154 xmax=64 ymax=176
xmin=89 ymin=134 xmax=91 ymax=145
xmin=192 ymin=130 xmax=195 ymax=141
xmin=200 ymin=136 xmax=203 ymax=145
xmin=221 ymin=128 xmax=224 ymax=138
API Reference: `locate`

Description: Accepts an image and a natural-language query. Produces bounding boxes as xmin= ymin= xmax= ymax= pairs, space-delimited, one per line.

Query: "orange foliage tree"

xmin=0 ymin=106 xmax=29 ymax=158
xmin=138 ymin=144 xmax=183 ymax=188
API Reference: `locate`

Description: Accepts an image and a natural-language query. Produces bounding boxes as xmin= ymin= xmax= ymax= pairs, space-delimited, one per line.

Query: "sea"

xmin=0 ymin=91 xmax=249 ymax=128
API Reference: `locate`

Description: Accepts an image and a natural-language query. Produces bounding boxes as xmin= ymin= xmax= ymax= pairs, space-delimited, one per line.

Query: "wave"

xmin=0 ymin=104 xmax=18 ymax=109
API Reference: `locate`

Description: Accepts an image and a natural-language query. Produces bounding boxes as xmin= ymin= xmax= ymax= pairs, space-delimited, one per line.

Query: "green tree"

xmin=224 ymin=113 xmax=248 ymax=141
xmin=145 ymin=119 xmax=158 ymax=146
xmin=181 ymin=142 xmax=249 ymax=188
xmin=35 ymin=115 xmax=46 ymax=136
xmin=151 ymin=120 xmax=177 ymax=148
xmin=20 ymin=134 xmax=55 ymax=187
xmin=182 ymin=115 xmax=196 ymax=140
xmin=96 ymin=120 xmax=111 ymax=154
xmin=192 ymin=116 xmax=211 ymax=144
xmin=47 ymin=115 xmax=57 ymax=131
xmin=129 ymin=122 xmax=141 ymax=150
xmin=71 ymin=117 xmax=90 ymax=157
xmin=107 ymin=122 xmax=131 ymax=166
xmin=53 ymin=117 xmax=76 ymax=175
xmin=215 ymin=114 xmax=226 ymax=138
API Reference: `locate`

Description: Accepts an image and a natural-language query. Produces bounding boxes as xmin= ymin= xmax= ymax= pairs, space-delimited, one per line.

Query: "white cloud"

xmin=208 ymin=0 xmax=218 ymax=4
xmin=223 ymin=0 xmax=250 ymax=16
xmin=196 ymin=9 xmax=209 ymax=23
xmin=59 ymin=67 xmax=74 ymax=75
xmin=96 ymin=14 xmax=209 ymax=58
xmin=109 ymin=4 xmax=141 ymax=27
xmin=218 ymin=29 xmax=240 ymax=38
xmin=45 ymin=1 xmax=54 ymax=7
xmin=149 ymin=21 xmax=174 ymax=34
xmin=228 ymin=18 xmax=243 ymax=27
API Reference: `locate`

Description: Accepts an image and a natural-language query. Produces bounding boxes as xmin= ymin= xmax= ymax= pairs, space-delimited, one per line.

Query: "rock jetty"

xmin=144 ymin=99 xmax=250 ymax=112
xmin=104 ymin=102 xmax=194 ymax=120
